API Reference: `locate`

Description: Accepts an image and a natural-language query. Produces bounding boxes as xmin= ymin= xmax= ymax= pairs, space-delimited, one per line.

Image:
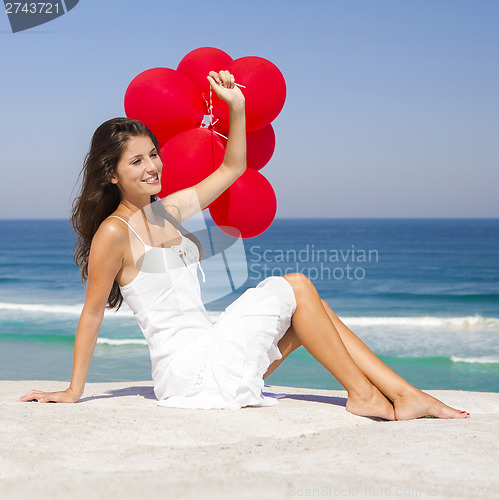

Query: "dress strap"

xmin=107 ymin=216 xmax=147 ymax=247
xmin=198 ymin=262 xmax=206 ymax=283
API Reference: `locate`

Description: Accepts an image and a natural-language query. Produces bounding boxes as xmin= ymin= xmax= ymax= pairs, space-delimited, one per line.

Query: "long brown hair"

xmin=71 ymin=117 xmax=202 ymax=310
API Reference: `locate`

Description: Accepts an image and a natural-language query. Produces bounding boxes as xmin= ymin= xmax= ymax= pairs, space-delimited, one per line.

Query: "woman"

xmin=19 ymin=70 xmax=468 ymax=420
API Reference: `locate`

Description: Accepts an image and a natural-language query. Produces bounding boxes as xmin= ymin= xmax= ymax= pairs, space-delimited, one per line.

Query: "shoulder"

xmin=90 ymin=217 xmax=128 ymax=255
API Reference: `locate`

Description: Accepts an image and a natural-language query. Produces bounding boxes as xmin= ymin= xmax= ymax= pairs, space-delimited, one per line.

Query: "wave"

xmin=97 ymin=338 xmax=147 ymax=346
xmin=0 ymin=302 xmax=133 ymax=317
xmin=378 ymin=292 xmax=499 ymax=303
xmin=379 ymin=354 xmax=499 ymax=367
xmin=450 ymin=356 xmax=499 ymax=365
xmin=0 ymin=332 xmax=148 ymax=346
xmin=1 ymin=302 xmax=498 ymax=329
xmin=341 ymin=315 xmax=499 ymax=329
xmin=3 ymin=331 xmax=498 ymax=367
xmin=0 ymin=301 xmax=221 ymax=321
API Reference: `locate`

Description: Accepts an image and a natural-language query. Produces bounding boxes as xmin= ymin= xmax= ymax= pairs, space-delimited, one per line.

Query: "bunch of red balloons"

xmin=124 ymin=47 xmax=286 ymax=238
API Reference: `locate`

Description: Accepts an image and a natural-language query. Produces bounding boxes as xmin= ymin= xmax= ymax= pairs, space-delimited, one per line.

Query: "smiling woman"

xmin=110 ymin=137 xmax=162 ymax=197
xmin=18 ymin=69 xmax=254 ymax=407
xmin=19 ymin=70 xmax=469 ymax=421
xmin=69 ymin=118 xmax=165 ymax=310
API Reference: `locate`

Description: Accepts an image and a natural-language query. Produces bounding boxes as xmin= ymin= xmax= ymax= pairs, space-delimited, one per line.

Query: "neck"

xmin=118 ymin=195 xmax=153 ymax=216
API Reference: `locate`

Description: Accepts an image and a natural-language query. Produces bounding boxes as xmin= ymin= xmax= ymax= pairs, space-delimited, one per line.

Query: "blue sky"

xmin=1 ymin=0 xmax=498 ymax=218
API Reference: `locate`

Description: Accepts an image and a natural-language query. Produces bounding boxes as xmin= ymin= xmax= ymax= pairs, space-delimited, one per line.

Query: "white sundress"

xmin=109 ymin=216 xmax=297 ymax=410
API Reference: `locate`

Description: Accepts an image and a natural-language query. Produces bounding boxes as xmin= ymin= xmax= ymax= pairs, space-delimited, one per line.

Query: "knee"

xmin=320 ymin=297 xmax=331 ymax=312
xmin=283 ymin=273 xmax=317 ymax=303
xmin=320 ymin=298 xmax=338 ymax=319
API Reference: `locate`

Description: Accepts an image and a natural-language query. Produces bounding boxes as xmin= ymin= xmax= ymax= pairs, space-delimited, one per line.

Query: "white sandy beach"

xmin=1 ymin=381 xmax=498 ymax=500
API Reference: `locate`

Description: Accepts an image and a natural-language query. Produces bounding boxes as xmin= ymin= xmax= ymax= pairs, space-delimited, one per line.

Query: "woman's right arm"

xmin=18 ymin=221 xmax=125 ymax=403
xmin=161 ymin=70 xmax=246 ymax=223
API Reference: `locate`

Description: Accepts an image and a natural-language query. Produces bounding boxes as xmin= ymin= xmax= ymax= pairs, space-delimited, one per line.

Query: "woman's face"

xmin=111 ymin=135 xmax=163 ymax=200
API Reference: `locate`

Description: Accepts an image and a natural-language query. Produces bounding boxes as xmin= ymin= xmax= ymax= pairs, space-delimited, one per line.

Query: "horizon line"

xmin=1 ymin=216 xmax=498 ymax=221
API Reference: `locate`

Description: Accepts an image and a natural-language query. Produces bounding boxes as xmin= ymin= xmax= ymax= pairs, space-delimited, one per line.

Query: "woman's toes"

xmin=394 ymin=390 xmax=470 ymax=420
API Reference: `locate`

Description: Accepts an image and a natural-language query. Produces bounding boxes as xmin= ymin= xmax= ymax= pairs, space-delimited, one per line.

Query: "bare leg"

xmin=263 ymin=324 xmax=301 ymax=380
xmin=280 ymin=273 xmax=396 ymax=420
xmin=320 ymin=301 xmax=468 ymax=420
xmin=264 ymin=274 xmax=469 ymax=420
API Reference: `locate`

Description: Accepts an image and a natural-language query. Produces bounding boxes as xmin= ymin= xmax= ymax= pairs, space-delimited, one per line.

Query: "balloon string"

xmin=202 ymin=79 xmax=243 ymax=139
xmin=212 ymin=129 xmax=228 ymax=140
xmin=209 ymin=85 xmax=213 ymax=126
xmin=210 ymin=85 xmax=215 ymax=170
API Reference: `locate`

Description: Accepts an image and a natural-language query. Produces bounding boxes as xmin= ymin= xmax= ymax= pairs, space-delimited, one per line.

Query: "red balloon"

xmin=158 ymin=128 xmax=226 ymax=200
xmin=177 ymin=47 xmax=233 ymax=114
xmin=216 ymin=123 xmax=276 ymax=171
xmin=209 ymin=169 xmax=277 ymax=238
xmin=124 ymin=68 xmax=205 ymax=146
xmin=213 ymin=56 xmax=286 ymax=132
xmin=246 ymin=124 xmax=276 ymax=171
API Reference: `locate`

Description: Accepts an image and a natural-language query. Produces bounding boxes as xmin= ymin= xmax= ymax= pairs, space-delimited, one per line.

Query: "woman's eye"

xmin=151 ymin=153 xmax=158 ymax=158
xmin=132 ymin=159 xmax=141 ymax=165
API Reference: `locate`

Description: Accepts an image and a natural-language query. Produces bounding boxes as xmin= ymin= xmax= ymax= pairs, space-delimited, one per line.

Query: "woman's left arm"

xmin=162 ymin=70 xmax=246 ymax=222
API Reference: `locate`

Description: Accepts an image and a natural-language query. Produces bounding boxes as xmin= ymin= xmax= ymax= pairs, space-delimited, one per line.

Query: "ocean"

xmin=1 ymin=218 xmax=498 ymax=393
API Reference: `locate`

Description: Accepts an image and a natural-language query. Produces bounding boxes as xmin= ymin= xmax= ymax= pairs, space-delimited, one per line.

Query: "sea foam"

xmin=450 ymin=356 xmax=499 ymax=365
xmin=0 ymin=302 xmax=497 ymax=329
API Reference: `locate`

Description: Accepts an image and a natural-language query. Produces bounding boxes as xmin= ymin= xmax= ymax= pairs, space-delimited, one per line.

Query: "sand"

xmin=1 ymin=381 xmax=498 ymax=499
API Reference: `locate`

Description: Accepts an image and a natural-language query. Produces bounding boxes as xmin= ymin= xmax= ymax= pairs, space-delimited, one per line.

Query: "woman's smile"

xmin=142 ymin=173 xmax=160 ymax=185
xmin=110 ymin=135 xmax=164 ymax=202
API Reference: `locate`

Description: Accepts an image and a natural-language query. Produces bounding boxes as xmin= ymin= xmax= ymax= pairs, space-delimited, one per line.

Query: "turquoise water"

xmin=0 ymin=218 xmax=498 ymax=392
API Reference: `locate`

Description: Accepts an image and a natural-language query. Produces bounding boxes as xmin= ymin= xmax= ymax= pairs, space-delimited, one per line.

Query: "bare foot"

xmin=346 ymin=385 xmax=396 ymax=421
xmin=393 ymin=388 xmax=470 ymax=420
